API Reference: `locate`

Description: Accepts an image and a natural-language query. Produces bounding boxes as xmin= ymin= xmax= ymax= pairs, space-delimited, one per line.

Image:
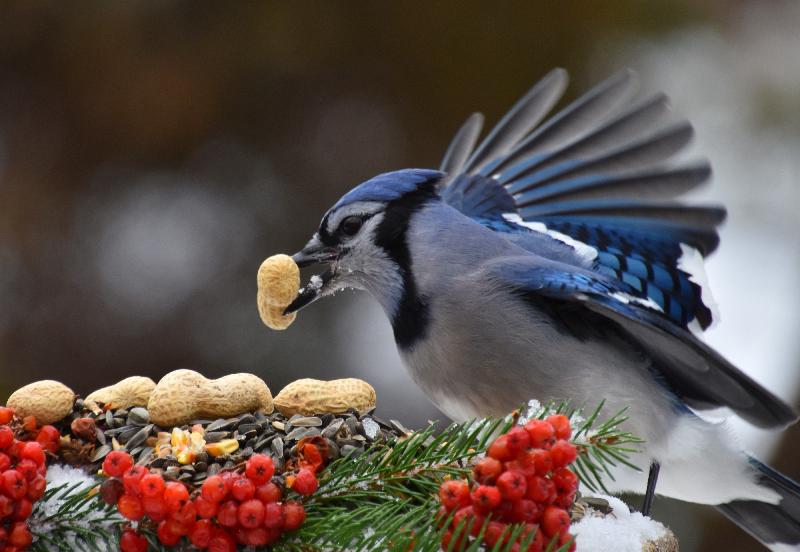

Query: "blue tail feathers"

xmin=716 ymin=458 xmax=800 ymax=549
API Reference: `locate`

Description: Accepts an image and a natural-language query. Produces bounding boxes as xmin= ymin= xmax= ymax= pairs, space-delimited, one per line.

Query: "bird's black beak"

xmin=284 ymin=237 xmax=339 ymax=314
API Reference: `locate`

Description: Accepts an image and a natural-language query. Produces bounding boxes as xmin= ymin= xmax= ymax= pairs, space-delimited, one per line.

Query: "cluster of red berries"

xmin=438 ymin=414 xmax=579 ymax=552
xmin=102 ymin=449 xmax=317 ymax=552
xmin=0 ymin=406 xmax=59 ymax=552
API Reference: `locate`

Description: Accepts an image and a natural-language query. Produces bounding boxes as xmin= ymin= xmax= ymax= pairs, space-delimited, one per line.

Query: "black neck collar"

xmin=374 ymin=184 xmax=437 ymax=349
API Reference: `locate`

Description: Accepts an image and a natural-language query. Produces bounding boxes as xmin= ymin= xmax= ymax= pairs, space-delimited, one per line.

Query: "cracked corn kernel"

xmin=257 ymin=254 xmax=300 ymax=308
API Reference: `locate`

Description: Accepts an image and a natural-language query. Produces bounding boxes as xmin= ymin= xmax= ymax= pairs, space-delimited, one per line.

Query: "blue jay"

xmin=285 ymin=69 xmax=799 ymax=550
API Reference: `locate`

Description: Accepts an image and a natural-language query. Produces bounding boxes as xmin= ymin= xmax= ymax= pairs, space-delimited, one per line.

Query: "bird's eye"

xmin=340 ymin=216 xmax=363 ymax=237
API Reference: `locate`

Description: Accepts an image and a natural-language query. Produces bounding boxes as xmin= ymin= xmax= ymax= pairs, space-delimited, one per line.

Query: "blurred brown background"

xmin=1 ymin=2 xmax=798 ymax=550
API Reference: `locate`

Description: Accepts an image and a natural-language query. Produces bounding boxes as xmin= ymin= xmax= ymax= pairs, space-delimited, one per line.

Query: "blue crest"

xmin=332 ymin=169 xmax=443 ymax=210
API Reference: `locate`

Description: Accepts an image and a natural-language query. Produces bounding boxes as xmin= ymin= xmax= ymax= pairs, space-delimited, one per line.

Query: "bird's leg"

xmin=641 ymin=461 xmax=661 ymax=516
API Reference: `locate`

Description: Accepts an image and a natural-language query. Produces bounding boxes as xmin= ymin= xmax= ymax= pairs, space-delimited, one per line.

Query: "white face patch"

xmin=324 ymin=201 xmax=385 ymax=237
xmin=502 ymin=213 xmax=598 ymax=265
xmin=326 ymin=212 xmax=406 ymax=317
xmin=677 ymin=243 xmax=719 ymax=329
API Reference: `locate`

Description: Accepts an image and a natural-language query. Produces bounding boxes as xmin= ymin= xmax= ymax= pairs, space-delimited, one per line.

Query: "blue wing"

xmin=483 ymin=258 xmax=797 ymax=429
xmin=439 ymin=69 xmax=724 ymax=331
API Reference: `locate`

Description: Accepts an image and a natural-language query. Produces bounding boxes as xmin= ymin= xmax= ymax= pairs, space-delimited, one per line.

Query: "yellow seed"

xmin=205 ymin=439 xmax=239 ymax=458
xmin=176 ymin=449 xmax=194 ymax=465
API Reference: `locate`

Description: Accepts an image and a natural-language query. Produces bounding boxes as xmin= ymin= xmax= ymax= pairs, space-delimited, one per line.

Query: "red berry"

xmin=530 ymin=449 xmax=553 ymax=475
xmin=487 ymin=435 xmax=515 ymax=461
xmin=207 ymin=528 xmax=237 ymax=552
xmin=140 ymin=472 xmax=165 ymax=498
xmin=559 ymin=531 xmax=577 ymax=552
xmin=8 ymin=522 xmax=32 ymax=548
xmin=120 ymin=528 xmax=148 ymax=552
xmin=2 ymin=470 xmax=27 ymax=500
xmin=505 ymin=427 xmax=531 ymax=453
xmin=195 ymin=495 xmax=219 ymax=519
xmin=36 ymin=425 xmax=61 ymax=453
xmin=117 ymin=493 xmax=144 ymax=520
xmin=170 ymin=499 xmax=197 ymax=527
xmin=157 ymin=519 xmax=181 ymax=546
xmin=201 ymin=474 xmax=228 ymax=502
xmin=16 ymin=459 xmax=38 ymax=481
xmin=0 ymin=452 xmax=10 ymax=472
xmin=237 ymin=499 xmax=265 ymax=528
xmin=441 ymin=528 xmax=468 ymax=551
xmin=165 ymin=517 xmax=192 ymax=537
xmin=0 ymin=407 xmax=14 ymax=425
xmin=122 ymin=465 xmax=147 ymax=497
xmin=245 ymin=454 xmax=275 ymax=485
xmin=189 ymin=518 xmax=213 ymax=548
xmin=0 ymin=494 xmax=12 ymax=518
xmin=555 ymin=489 xmax=577 ymax=509
xmin=497 ymin=470 xmax=527 ymax=501
xmin=26 ymin=474 xmax=46 ymax=501
xmin=291 ymin=468 xmax=318 ymax=496
xmin=483 ymin=520 xmax=510 ymax=547
xmin=550 ymin=440 xmax=577 ymax=468
xmin=525 ymin=475 xmax=556 ymax=503
xmin=438 ymin=479 xmax=470 ymax=511
xmin=518 ymin=525 xmax=545 ymax=552
xmin=12 ymin=499 xmax=32 ymax=521
xmin=473 ymin=457 xmax=503 ymax=484
xmin=163 ymin=481 xmax=190 ymax=512
xmin=0 ymin=427 xmax=13 ymax=450
xmin=143 ymin=496 xmax=168 ymax=521
xmin=231 ymin=477 xmax=256 ymax=502
xmin=511 ymin=499 xmax=542 ymax=523
xmin=103 ymin=451 xmax=133 ymax=478
xmin=246 ymin=527 xmax=269 ymax=546
xmin=515 ymin=450 xmax=539 ymax=478
xmin=545 ymin=415 xmax=572 ymax=440
xmin=282 ymin=500 xmax=306 ymax=531
xmin=471 ymin=485 xmax=502 ymax=513
xmin=217 ymin=500 xmax=239 ymax=527
xmin=524 ymin=420 xmax=556 ymax=449
xmin=552 ymin=467 xmax=578 ymax=493
xmin=256 ymin=481 xmax=282 ymax=503
xmin=541 ymin=506 xmax=571 ymax=537
xmin=263 ymin=501 xmax=284 ymax=529
xmin=452 ymin=505 xmax=478 ymax=534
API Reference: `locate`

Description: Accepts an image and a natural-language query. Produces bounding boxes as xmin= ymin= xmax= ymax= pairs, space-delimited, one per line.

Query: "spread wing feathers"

xmin=487 ymin=260 xmax=798 ymax=429
xmin=439 ymin=112 xmax=484 ymax=177
xmin=439 ymin=69 xmax=725 ymax=330
xmin=462 ymin=68 xmax=569 ymax=174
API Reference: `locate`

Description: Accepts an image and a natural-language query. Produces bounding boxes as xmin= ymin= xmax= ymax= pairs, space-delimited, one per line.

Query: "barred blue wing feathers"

xmin=438 ymin=69 xmax=725 ymax=330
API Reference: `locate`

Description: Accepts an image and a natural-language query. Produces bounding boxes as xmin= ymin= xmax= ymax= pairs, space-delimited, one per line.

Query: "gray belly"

xmin=399 ymin=287 xmax=678 ymax=445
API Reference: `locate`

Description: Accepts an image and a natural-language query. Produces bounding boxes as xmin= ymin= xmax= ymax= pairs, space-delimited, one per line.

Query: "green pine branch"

xmin=28 ymin=401 xmax=643 ymax=551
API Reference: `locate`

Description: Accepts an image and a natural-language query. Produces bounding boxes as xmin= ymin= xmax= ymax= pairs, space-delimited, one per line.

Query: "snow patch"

xmin=572 ymin=494 xmax=667 ymax=552
xmin=677 ymin=243 xmax=720 ymax=328
xmin=362 ymin=417 xmax=380 ymax=440
xmin=502 ymin=213 xmax=598 ymax=265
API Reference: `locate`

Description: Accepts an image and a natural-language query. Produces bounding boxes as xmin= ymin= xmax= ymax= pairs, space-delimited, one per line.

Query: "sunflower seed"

xmin=292 ymin=416 xmax=322 ymax=427
xmin=91 ymin=445 xmax=111 ymax=462
xmin=390 ymin=420 xmax=411 ymax=435
xmin=127 ymin=407 xmax=150 ymax=425
xmin=125 ymin=425 xmax=153 ymax=451
xmin=204 ymin=432 xmax=229 ymax=443
xmin=206 ymin=418 xmax=236 ymax=433
xmin=237 ymin=413 xmax=257 ymax=425
xmin=271 ymin=437 xmax=284 ymax=458
xmin=321 ymin=418 xmax=344 ymax=439
xmin=95 ymin=427 xmax=107 ymax=446
xmin=271 ymin=421 xmax=285 ymax=431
